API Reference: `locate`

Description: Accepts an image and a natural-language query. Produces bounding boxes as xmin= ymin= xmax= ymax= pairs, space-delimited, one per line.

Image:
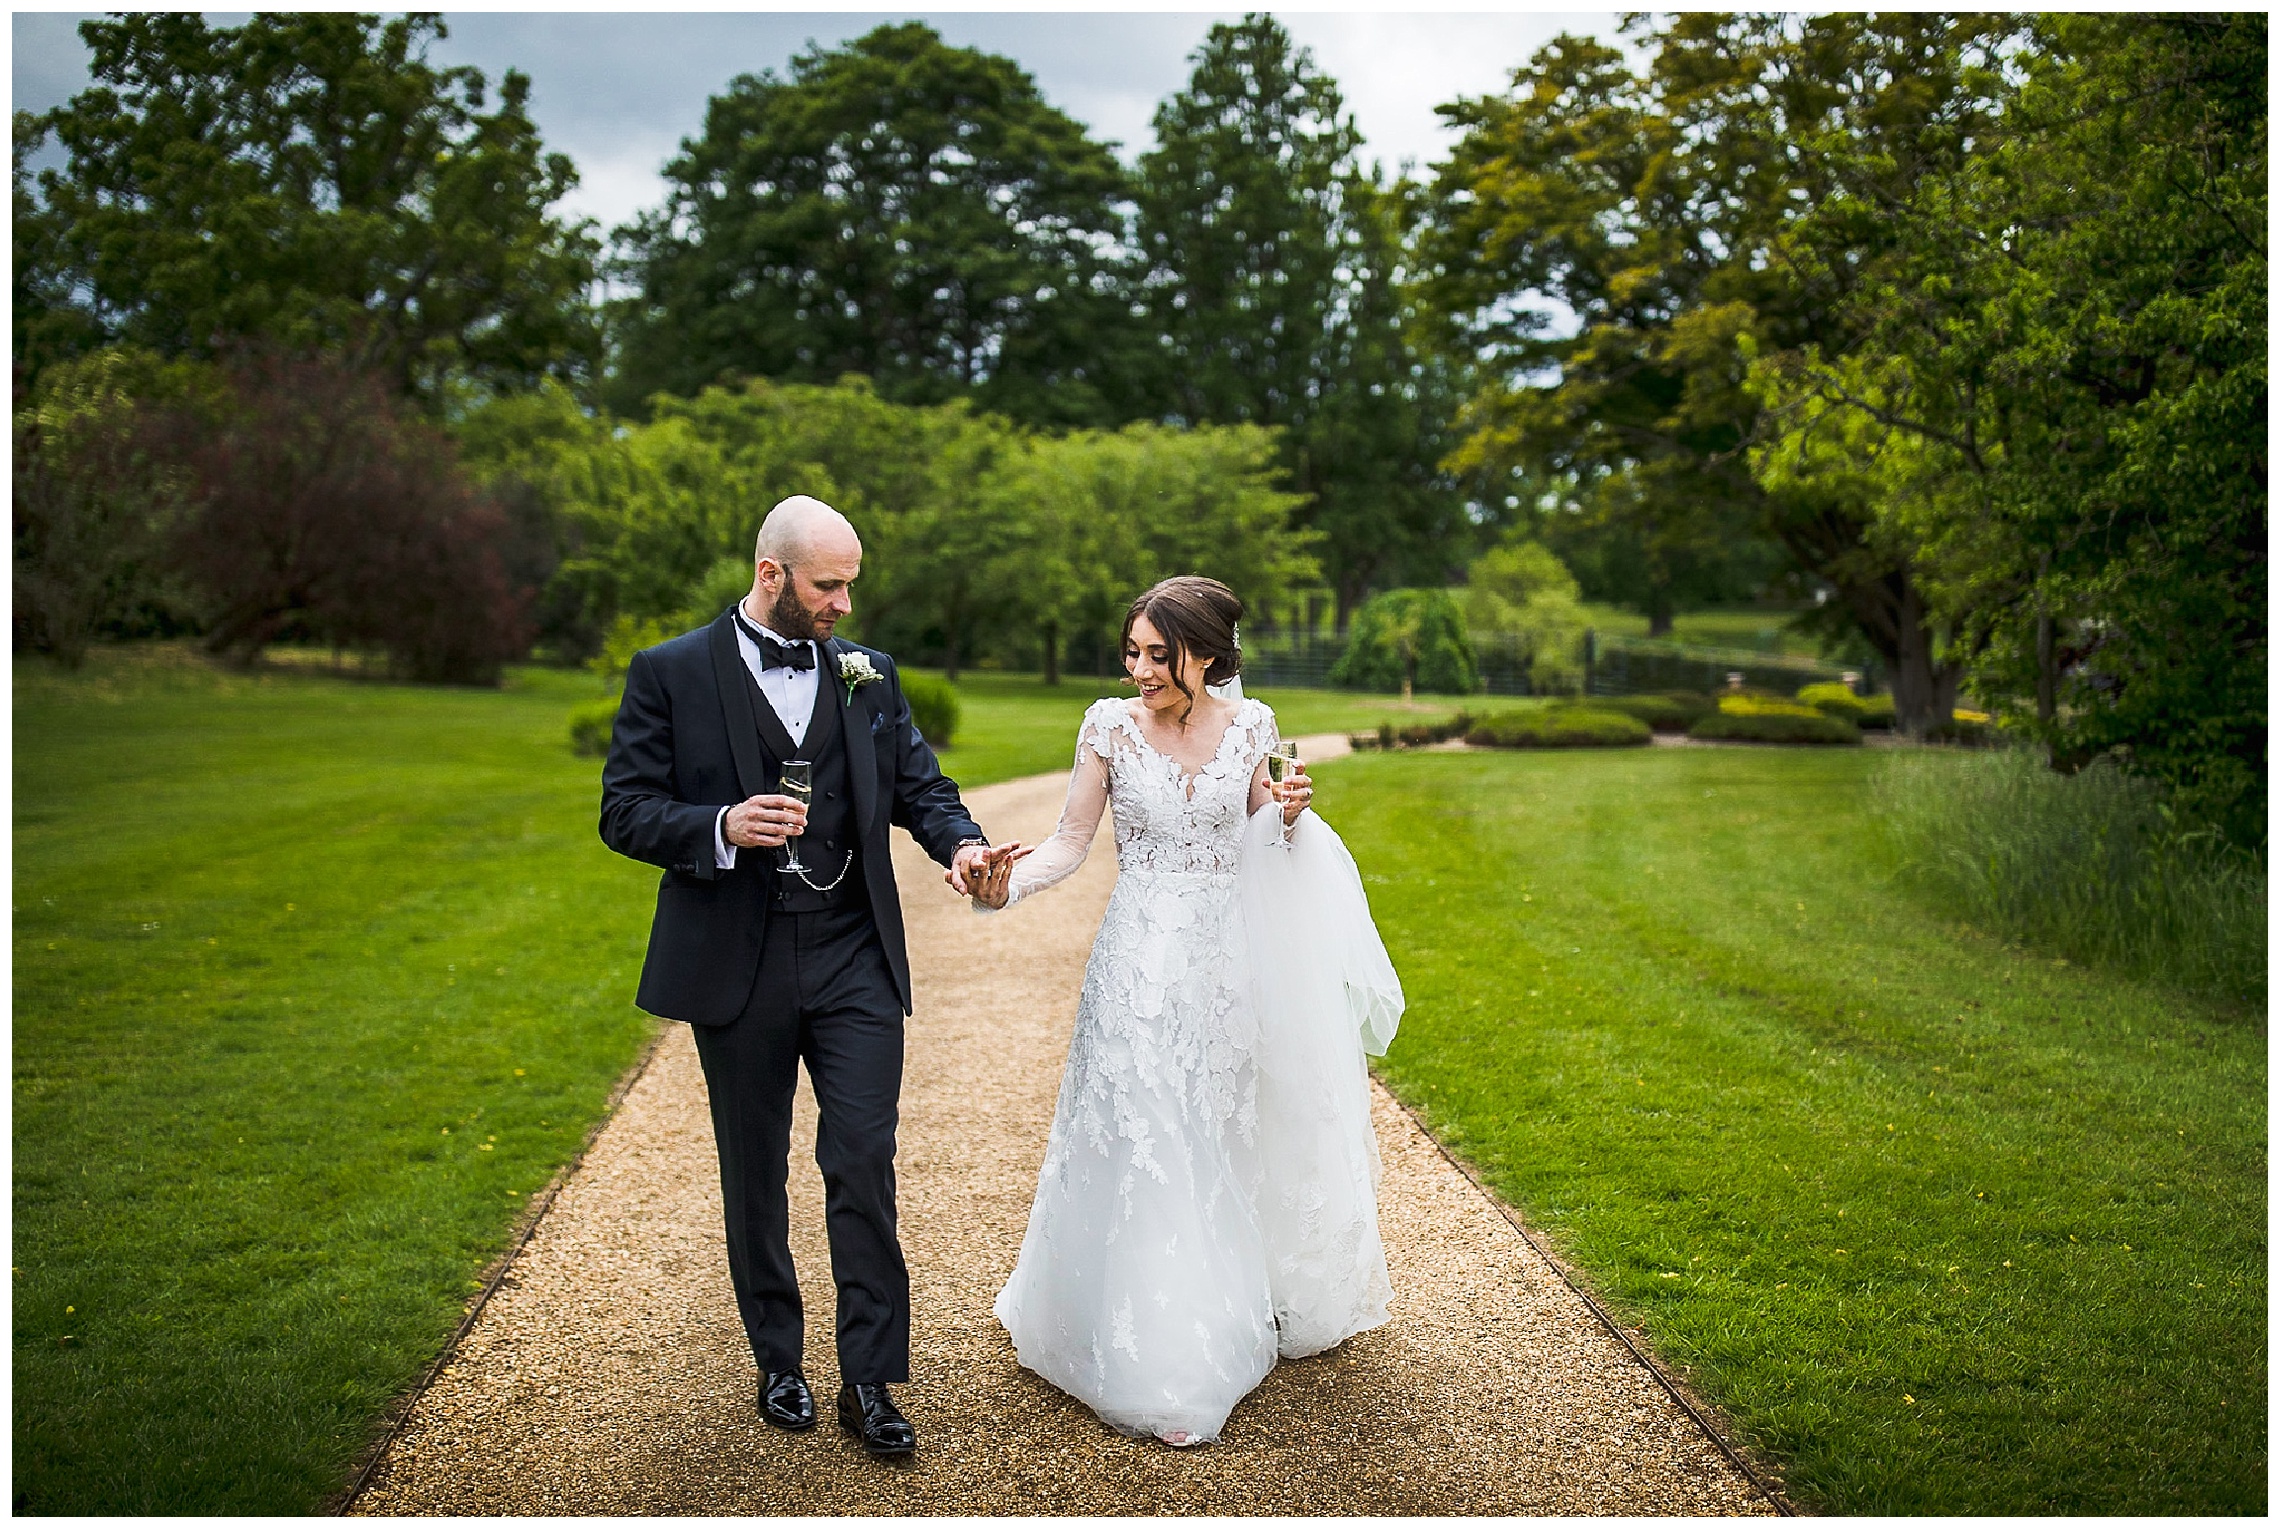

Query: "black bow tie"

xmin=735 ymin=610 xmax=815 ymax=672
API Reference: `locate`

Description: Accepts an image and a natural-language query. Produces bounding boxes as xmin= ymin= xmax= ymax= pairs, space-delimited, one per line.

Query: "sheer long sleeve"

xmin=983 ymin=709 xmax=1113 ymax=910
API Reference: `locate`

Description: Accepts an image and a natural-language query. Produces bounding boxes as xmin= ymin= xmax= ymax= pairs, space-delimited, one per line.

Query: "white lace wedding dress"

xmin=989 ymin=695 xmax=1402 ymax=1443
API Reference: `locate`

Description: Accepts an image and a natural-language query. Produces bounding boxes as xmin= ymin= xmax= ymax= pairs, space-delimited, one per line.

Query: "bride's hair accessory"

xmin=1120 ymin=576 xmax=1243 ymax=723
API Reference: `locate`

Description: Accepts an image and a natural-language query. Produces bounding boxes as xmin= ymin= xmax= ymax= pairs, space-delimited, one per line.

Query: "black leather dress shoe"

xmin=759 ymin=1370 xmax=817 ymax=1431
xmin=837 ymin=1383 xmax=917 ymax=1456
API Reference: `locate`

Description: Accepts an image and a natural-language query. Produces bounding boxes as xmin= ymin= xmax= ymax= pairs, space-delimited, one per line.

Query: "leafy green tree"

xmin=1462 ymin=538 xmax=1588 ymax=694
xmin=610 ymin=23 xmax=1148 ymax=429
xmin=1139 ymin=15 xmax=1467 ymax=623
xmin=1422 ymin=31 xmax=1778 ymax=638
xmin=12 ymin=348 xmax=212 ymax=663
xmin=1421 ymin=16 xmax=2013 ymax=723
xmin=1138 ymin=15 xmax=1356 ymax=432
xmin=980 ymin=421 xmax=1315 ymax=683
xmin=16 ymin=13 xmax=600 ymax=401
xmin=1753 ymin=14 xmax=2267 ymax=843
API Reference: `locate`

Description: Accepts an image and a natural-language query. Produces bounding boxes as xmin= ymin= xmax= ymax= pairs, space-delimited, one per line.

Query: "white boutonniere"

xmin=837 ymin=649 xmax=883 ymax=704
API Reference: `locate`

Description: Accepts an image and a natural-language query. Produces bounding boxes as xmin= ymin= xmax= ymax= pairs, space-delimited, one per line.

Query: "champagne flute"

xmin=1266 ymin=740 xmax=1301 ymax=847
xmin=778 ymin=760 xmax=814 ymax=873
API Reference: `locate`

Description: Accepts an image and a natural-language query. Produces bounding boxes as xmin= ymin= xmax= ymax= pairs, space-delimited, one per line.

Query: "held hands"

xmin=724 ymin=793 xmax=807 ymax=849
xmin=1272 ymin=764 xmax=1313 ymax=825
xmin=948 ymin=841 xmax=1033 ymax=909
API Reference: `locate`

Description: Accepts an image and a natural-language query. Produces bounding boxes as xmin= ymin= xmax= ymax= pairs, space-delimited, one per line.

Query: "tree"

xmin=1752 ymin=14 xmax=2267 ymax=843
xmin=1329 ymin=589 xmax=1477 ymax=699
xmin=17 ymin=13 xmax=599 ymax=401
xmin=1420 ymin=17 xmax=2016 ymax=726
xmin=12 ymin=348 xmax=210 ymax=663
xmin=1462 ymin=538 xmax=1588 ymax=694
xmin=1421 ymin=31 xmax=1780 ymax=639
xmin=160 ymin=350 xmax=532 ymax=680
xmin=610 ymin=23 xmax=1149 ymax=429
xmin=1139 ymin=15 xmax=1467 ymax=624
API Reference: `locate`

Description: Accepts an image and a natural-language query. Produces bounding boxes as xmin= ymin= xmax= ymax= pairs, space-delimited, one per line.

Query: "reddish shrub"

xmin=163 ymin=352 xmax=530 ymax=682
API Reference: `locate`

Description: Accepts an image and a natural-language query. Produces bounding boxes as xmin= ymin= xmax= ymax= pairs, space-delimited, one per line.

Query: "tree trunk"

xmin=1646 ymin=587 xmax=1675 ymax=639
xmin=1041 ymin=619 xmax=1060 ymax=686
xmin=2034 ymin=551 xmax=2056 ymax=726
xmin=1335 ymin=574 xmax=1371 ymax=636
xmin=1770 ymin=508 xmax=1973 ymax=736
xmin=943 ymin=623 xmax=961 ymax=683
xmin=1886 ymin=582 xmax=1960 ymax=737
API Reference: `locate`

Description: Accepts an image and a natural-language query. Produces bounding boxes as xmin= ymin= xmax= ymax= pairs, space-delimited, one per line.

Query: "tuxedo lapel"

xmin=831 ymin=638 xmax=881 ymax=833
xmin=708 ymin=612 xmax=774 ymax=798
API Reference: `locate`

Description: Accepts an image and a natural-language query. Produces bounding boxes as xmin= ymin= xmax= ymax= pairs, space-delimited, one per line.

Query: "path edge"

xmin=326 ymin=1020 xmax=674 ymax=1516
xmin=1379 ymin=1082 xmax=1805 ymax=1518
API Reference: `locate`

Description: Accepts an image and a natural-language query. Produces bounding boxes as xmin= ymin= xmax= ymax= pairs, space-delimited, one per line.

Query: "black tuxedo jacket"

xmin=598 ymin=611 xmax=983 ymax=1023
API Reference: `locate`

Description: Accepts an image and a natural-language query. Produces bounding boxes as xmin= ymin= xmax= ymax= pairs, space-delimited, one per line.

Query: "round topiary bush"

xmin=1465 ymin=707 xmax=1651 ymax=749
xmin=1797 ymin=682 xmax=1896 ymax=730
xmin=1689 ymin=702 xmax=1861 ymax=745
xmin=1595 ymin=691 xmax=1717 ymax=733
xmin=569 ymin=698 xmax=619 ymax=757
xmin=900 ymin=670 xmax=961 ymax=747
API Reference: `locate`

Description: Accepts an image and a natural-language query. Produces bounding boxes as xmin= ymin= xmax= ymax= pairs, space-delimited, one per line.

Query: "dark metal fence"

xmin=1241 ymin=629 xmax=1857 ymax=699
xmin=1585 ymin=634 xmax=1852 ymax=697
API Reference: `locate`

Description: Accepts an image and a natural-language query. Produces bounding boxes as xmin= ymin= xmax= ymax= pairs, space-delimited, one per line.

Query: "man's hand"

xmin=948 ymin=841 xmax=1031 ymax=907
xmin=724 ymin=793 xmax=808 ymax=849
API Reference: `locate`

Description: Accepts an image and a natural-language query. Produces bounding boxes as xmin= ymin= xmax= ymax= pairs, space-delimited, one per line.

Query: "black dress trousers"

xmin=689 ymin=900 xmax=910 ymax=1383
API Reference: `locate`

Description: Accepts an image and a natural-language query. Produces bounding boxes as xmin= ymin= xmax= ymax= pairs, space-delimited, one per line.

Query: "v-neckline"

xmin=1119 ymin=698 xmax=1243 ymax=800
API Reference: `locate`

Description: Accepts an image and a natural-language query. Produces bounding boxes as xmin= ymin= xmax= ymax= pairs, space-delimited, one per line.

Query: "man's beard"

xmin=764 ymin=581 xmax=825 ymax=641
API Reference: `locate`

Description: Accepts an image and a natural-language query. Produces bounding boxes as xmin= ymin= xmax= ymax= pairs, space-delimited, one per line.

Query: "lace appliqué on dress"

xmin=992 ymin=697 xmax=1296 ymax=1442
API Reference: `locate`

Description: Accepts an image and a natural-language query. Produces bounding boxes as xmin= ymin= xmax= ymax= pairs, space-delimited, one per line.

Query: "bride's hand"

xmin=951 ymin=842 xmax=1032 ymax=908
xmin=1276 ymin=765 xmax=1313 ymax=825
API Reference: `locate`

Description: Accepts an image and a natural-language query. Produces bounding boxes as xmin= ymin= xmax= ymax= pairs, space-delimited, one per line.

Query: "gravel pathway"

xmin=350 ymin=739 xmax=1776 ymax=1516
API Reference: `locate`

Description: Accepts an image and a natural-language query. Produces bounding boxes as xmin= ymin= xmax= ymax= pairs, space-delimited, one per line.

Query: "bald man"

xmin=599 ymin=495 xmax=1021 ymax=1460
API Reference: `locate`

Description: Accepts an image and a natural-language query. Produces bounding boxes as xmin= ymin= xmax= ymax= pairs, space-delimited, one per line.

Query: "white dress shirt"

xmin=715 ymin=609 xmax=821 ymax=869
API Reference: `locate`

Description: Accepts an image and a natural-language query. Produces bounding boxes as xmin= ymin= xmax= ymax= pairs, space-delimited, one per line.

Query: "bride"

xmin=967 ymin=575 xmax=1404 ymax=1446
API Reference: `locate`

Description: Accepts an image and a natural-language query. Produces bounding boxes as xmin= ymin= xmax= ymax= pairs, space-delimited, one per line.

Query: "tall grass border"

xmin=1873 ymin=745 xmax=2265 ymax=1007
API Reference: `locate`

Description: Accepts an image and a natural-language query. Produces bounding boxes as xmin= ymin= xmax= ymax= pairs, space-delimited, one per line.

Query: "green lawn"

xmin=9 ymin=649 xmax=1506 ymax=1512
xmin=13 ymin=648 xmax=662 ymax=1513
xmin=1326 ymin=746 xmax=2265 ymax=1513
xmin=17 ymin=647 xmax=2261 ymax=1514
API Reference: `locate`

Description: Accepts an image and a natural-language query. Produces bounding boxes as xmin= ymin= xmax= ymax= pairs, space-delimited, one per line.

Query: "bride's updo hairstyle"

xmin=1122 ymin=576 xmax=1243 ymax=723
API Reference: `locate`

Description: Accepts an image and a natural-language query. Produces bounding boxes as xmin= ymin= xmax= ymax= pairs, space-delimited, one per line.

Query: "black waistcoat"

xmin=744 ymin=663 xmax=864 ymax=911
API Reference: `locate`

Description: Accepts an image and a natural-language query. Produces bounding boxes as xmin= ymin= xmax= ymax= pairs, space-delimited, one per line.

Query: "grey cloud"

xmin=15 ymin=11 xmax=1620 ymax=232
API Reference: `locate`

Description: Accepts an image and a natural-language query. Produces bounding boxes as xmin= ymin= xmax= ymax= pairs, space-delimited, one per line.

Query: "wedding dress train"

xmin=990 ymin=696 xmax=1402 ymax=1442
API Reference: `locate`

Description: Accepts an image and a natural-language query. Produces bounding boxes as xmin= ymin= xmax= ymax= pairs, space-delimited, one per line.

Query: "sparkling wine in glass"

xmin=1267 ymin=740 xmax=1300 ymax=846
xmin=778 ymin=760 xmax=814 ymax=873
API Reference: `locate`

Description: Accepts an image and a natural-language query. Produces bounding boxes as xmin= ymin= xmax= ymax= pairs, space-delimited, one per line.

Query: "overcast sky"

xmin=14 ymin=10 xmax=1624 ymax=233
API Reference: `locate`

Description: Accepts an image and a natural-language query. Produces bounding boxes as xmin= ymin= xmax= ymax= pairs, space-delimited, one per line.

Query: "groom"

xmin=599 ymin=495 xmax=1017 ymax=1459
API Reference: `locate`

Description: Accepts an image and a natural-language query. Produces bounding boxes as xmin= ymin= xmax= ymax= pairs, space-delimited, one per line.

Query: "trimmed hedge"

xmin=1368 ymin=712 xmax=1478 ymax=750
xmin=1798 ymin=682 xmax=1896 ymax=729
xmin=1595 ymin=691 xmax=1717 ymax=733
xmin=1689 ymin=705 xmax=1861 ymax=745
xmin=1467 ymin=708 xmax=1652 ymax=749
xmin=568 ymin=698 xmax=618 ymax=757
xmin=901 ymin=670 xmax=961 ymax=747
